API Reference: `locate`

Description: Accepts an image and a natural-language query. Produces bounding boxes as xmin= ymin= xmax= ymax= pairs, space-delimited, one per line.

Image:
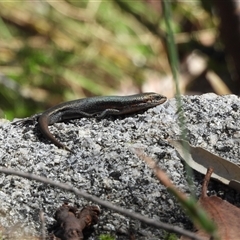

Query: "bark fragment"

xmin=50 ymin=203 xmax=100 ymax=240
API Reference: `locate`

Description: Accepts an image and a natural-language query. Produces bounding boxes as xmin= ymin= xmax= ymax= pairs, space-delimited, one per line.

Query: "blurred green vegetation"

xmin=0 ymin=1 xmax=228 ymax=119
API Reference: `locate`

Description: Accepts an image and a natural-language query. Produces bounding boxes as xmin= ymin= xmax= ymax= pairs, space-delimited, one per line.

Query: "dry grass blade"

xmin=206 ymin=71 xmax=231 ymax=95
xmin=135 ymin=149 xmax=217 ymax=240
xmin=134 ymin=149 xmax=187 ymax=201
xmin=45 ymin=0 xmax=90 ymax=22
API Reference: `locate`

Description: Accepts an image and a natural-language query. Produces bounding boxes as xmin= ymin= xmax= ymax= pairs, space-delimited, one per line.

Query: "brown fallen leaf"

xmin=50 ymin=203 xmax=101 ymax=240
xmin=77 ymin=205 xmax=101 ymax=229
xmin=169 ymin=139 xmax=240 ymax=191
xmin=182 ymin=168 xmax=240 ymax=240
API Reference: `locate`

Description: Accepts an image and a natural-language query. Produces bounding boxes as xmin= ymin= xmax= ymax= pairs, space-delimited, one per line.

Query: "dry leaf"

xmin=182 ymin=168 xmax=240 ymax=240
xmin=51 ymin=203 xmax=100 ymax=240
xmin=168 ymin=139 xmax=240 ymax=191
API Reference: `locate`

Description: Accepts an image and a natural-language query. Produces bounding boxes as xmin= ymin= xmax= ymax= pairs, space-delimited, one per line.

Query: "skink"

xmin=14 ymin=93 xmax=167 ymax=152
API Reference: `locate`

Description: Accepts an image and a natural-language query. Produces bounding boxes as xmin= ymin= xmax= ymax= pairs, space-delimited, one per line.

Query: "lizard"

xmin=13 ymin=92 xmax=167 ymax=153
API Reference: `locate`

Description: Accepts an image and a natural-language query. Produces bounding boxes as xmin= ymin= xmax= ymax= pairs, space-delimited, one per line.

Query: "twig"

xmin=0 ymin=167 xmax=203 ymax=240
xmin=202 ymin=168 xmax=213 ymax=198
xmin=39 ymin=210 xmax=46 ymax=240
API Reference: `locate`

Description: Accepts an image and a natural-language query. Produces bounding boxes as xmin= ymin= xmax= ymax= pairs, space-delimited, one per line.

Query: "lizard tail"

xmin=38 ymin=114 xmax=73 ymax=153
